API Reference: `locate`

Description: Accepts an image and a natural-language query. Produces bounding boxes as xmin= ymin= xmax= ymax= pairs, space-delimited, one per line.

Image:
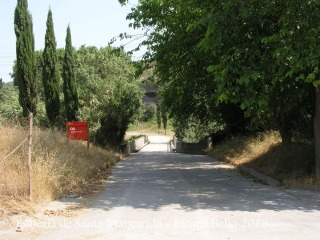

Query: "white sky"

xmin=0 ymin=0 xmax=144 ymax=82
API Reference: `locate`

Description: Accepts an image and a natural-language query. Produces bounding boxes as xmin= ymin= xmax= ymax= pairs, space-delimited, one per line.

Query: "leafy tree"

xmin=11 ymin=44 xmax=141 ymax=138
xmin=14 ymin=0 xmax=37 ymax=117
xmin=120 ymin=0 xmax=249 ymax=136
xmin=120 ymin=0 xmax=319 ymax=177
xmin=140 ymin=104 xmax=155 ymax=122
xmin=62 ymin=26 xmax=78 ymax=121
xmin=267 ymin=0 xmax=320 ymax=178
xmin=95 ymin=82 xmax=142 ymax=148
xmin=173 ymin=117 xmax=222 ymax=143
xmin=193 ymin=0 xmax=317 ymax=171
xmin=194 ymin=0 xmax=313 ymax=144
xmin=42 ymin=8 xmax=60 ymax=123
xmin=0 ymin=82 xmax=23 ymax=123
xmin=73 ymin=45 xmax=143 ymax=147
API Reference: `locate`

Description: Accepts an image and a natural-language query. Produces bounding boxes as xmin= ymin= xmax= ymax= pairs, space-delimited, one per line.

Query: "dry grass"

xmin=209 ymin=131 xmax=319 ymax=185
xmin=128 ymin=120 xmax=174 ymax=136
xmin=0 ymin=125 xmax=122 ymax=217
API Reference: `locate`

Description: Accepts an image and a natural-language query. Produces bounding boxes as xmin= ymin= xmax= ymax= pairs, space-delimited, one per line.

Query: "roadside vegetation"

xmin=128 ymin=118 xmax=174 ymax=136
xmin=3 ymin=0 xmax=320 ymax=218
xmin=128 ymin=104 xmax=174 ymax=136
xmin=118 ymin=0 xmax=320 ymax=180
xmin=0 ymin=0 xmax=143 ymax=217
xmin=209 ymin=132 xmax=318 ymax=185
xmin=0 ymin=124 xmax=121 ymax=217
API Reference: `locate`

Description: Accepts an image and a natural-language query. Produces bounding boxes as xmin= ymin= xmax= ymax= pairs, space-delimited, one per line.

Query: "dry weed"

xmin=210 ymin=131 xmax=281 ymax=165
xmin=0 ymin=125 xmax=121 ymax=217
xmin=209 ymin=131 xmax=317 ymax=184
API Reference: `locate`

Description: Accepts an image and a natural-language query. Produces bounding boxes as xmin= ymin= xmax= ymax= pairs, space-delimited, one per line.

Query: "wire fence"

xmin=0 ymin=113 xmax=33 ymax=200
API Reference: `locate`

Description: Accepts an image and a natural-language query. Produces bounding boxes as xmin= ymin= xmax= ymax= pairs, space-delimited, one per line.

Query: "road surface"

xmin=2 ymin=135 xmax=320 ymax=239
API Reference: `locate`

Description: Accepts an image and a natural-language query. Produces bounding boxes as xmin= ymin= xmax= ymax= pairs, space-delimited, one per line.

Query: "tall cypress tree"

xmin=62 ymin=25 xmax=78 ymax=121
xmin=43 ymin=8 xmax=60 ymax=123
xmin=156 ymin=103 xmax=161 ymax=133
xmin=14 ymin=0 xmax=37 ymax=117
xmin=161 ymin=104 xmax=168 ymax=135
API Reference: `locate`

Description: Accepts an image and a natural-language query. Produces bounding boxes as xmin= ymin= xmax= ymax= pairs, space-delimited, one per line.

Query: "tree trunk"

xmin=278 ymin=124 xmax=292 ymax=144
xmin=314 ymin=86 xmax=320 ymax=179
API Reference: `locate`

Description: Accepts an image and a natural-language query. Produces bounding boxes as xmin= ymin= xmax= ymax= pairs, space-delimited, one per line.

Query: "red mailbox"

xmin=67 ymin=122 xmax=89 ymax=141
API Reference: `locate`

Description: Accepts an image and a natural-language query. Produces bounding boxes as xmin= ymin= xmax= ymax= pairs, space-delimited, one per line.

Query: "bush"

xmin=0 ymin=125 xmax=121 ymax=216
xmin=173 ymin=117 xmax=224 ymax=143
xmin=95 ymin=84 xmax=142 ymax=149
xmin=0 ymin=83 xmax=22 ymax=124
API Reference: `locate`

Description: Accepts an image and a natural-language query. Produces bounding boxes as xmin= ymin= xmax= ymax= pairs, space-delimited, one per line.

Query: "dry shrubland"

xmin=0 ymin=125 xmax=122 ymax=216
xmin=209 ymin=131 xmax=319 ymax=185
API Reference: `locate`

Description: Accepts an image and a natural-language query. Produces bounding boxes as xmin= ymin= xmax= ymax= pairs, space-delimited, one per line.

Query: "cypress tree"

xmin=161 ymin=104 xmax=168 ymax=135
xmin=156 ymin=103 xmax=161 ymax=133
xmin=62 ymin=26 xmax=79 ymax=121
xmin=43 ymin=8 xmax=60 ymax=123
xmin=14 ymin=0 xmax=37 ymax=117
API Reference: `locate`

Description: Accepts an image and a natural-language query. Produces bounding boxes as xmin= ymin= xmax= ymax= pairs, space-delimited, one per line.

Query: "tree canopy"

xmin=74 ymin=45 xmax=143 ymax=147
xmin=14 ymin=0 xmax=37 ymax=117
xmin=63 ymin=26 xmax=79 ymax=121
xmin=119 ymin=0 xmax=320 ymax=178
xmin=43 ymin=8 xmax=61 ymax=123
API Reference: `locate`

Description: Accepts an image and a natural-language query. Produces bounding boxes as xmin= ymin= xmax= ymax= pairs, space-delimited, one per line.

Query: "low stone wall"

xmin=172 ymin=136 xmax=212 ymax=155
xmin=132 ymin=135 xmax=149 ymax=151
xmin=121 ymin=135 xmax=149 ymax=156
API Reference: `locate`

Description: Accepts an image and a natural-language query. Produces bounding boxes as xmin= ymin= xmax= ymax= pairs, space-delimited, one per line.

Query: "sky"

xmin=0 ymin=0 xmax=143 ymax=82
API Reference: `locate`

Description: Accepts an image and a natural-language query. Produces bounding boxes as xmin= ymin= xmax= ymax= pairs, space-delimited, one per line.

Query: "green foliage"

xmin=195 ymin=0 xmax=316 ymax=143
xmin=14 ymin=0 xmax=37 ymax=117
xmin=118 ymin=0 xmax=128 ymax=6
xmin=0 ymin=83 xmax=23 ymax=124
xmin=161 ymin=104 xmax=168 ymax=135
xmin=72 ymin=45 xmax=143 ymax=147
xmin=156 ymin=103 xmax=161 ymax=131
xmin=43 ymin=9 xmax=61 ymax=124
xmin=0 ymin=78 xmax=3 ymax=91
xmin=140 ymin=104 xmax=155 ymax=122
xmin=121 ymin=0 xmax=316 ymax=144
xmin=62 ymin=26 xmax=79 ymax=121
xmin=126 ymin=134 xmax=145 ymax=142
xmin=10 ymin=43 xmax=142 ymax=145
xmin=174 ymin=117 xmax=223 ymax=143
xmin=120 ymin=1 xmax=320 ymax=179
xmin=95 ymin=82 xmax=142 ymax=148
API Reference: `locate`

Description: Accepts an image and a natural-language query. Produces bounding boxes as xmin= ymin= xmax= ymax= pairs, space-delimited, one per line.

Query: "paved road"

xmin=3 ymin=135 xmax=320 ymax=239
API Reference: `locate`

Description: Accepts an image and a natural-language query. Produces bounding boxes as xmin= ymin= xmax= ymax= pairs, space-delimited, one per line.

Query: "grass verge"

xmin=128 ymin=119 xmax=174 ymax=136
xmin=208 ymin=131 xmax=319 ymax=185
xmin=0 ymin=125 xmax=122 ymax=217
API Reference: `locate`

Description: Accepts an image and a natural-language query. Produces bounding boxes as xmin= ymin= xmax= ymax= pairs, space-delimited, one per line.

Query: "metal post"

xmin=28 ymin=113 xmax=33 ymax=201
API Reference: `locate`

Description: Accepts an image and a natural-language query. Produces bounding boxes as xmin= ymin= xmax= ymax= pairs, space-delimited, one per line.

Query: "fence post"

xmin=28 ymin=113 xmax=33 ymax=201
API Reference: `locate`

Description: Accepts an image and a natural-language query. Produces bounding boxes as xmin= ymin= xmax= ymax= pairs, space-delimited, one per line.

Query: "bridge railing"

xmin=171 ymin=136 xmax=212 ymax=155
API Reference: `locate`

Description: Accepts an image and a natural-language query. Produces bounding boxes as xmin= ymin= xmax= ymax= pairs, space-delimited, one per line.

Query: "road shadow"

xmin=88 ymin=150 xmax=320 ymax=213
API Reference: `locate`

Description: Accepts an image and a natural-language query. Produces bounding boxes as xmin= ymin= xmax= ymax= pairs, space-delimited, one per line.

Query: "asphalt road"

xmin=2 ymin=135 xmax=320 ymax=239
